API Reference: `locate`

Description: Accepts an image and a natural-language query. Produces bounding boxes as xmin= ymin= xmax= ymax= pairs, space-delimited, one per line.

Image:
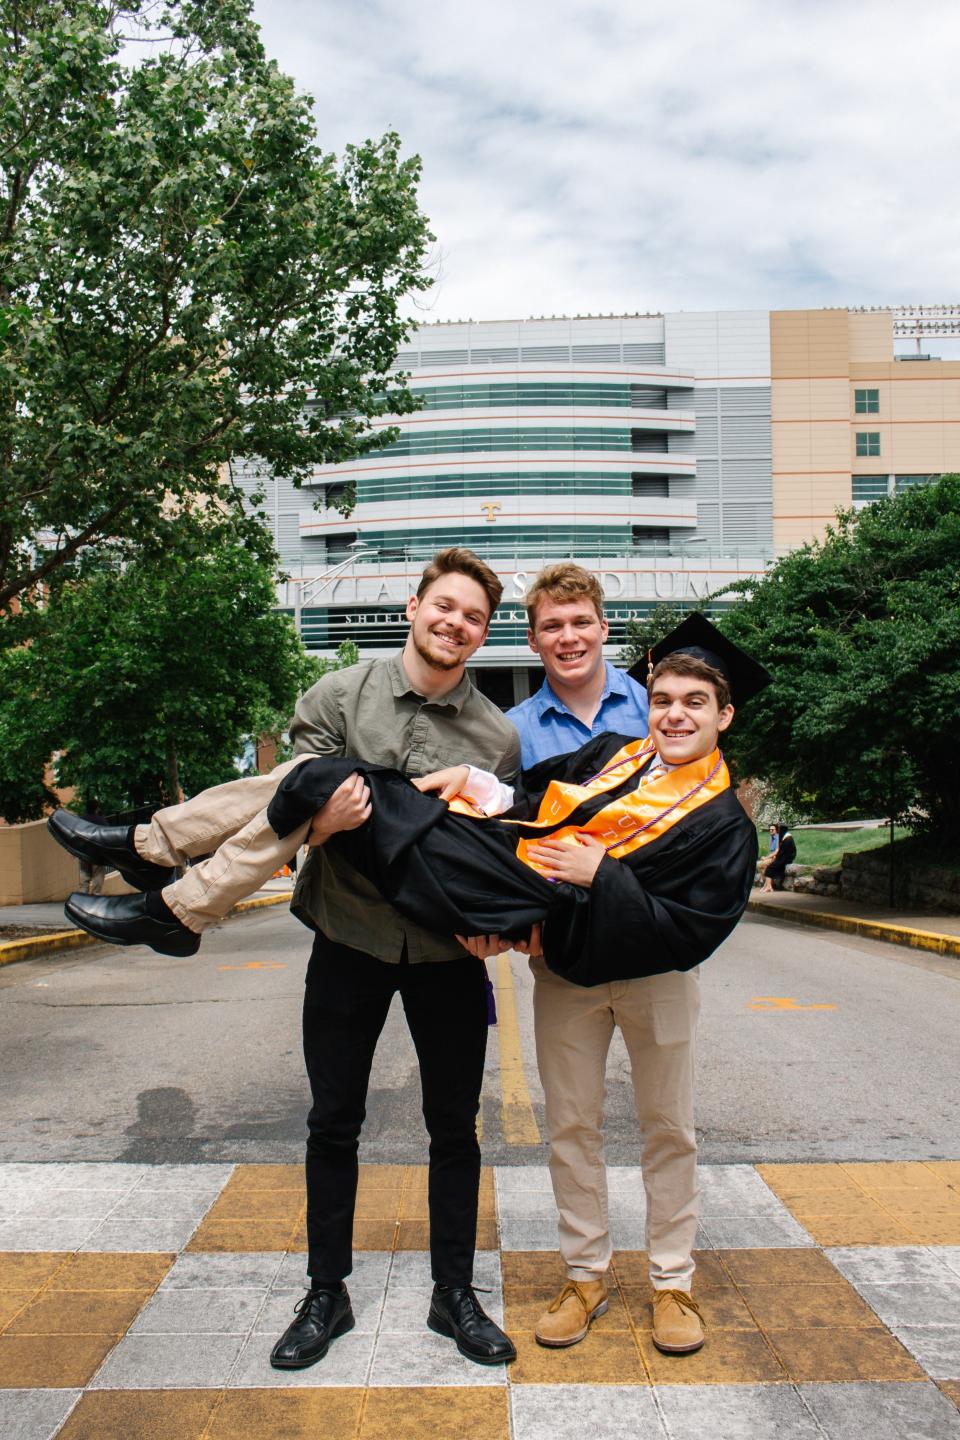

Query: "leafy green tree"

xmin=1 ymin=537 xmax=314 ymax=818
xmin=619 ymin=601 xmax=691 ymax=674
xmin=717 ymin=476 xmax=960 ymax=839
xmin=0 ymin=0 xmax=431 ymax=611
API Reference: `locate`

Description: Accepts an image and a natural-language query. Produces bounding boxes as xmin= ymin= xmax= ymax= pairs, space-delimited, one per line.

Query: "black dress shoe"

xmin=270 ymin=1285 xmax=354 ymax=1369
xmin=48 ymin=810 xmax=175 ymax=892
xmin=64 ymin=891 xmax=200 ymax=957
xmin=427 ymin=1284 xmax=517 ymax=1365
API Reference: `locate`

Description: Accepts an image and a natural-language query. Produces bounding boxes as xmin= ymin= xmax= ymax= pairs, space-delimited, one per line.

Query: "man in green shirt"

xmin=270 ymin=548 xmax=520 ymax=1371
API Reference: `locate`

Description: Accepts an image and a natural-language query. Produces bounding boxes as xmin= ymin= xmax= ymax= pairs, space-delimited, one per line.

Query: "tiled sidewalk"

xmin=1 ymin=1162 xmax=959 ymax=1438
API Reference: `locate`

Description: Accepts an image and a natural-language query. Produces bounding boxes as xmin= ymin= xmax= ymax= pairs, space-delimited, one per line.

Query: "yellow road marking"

xmin=748 ymin=995 xmax=836 ymax=1012
xmin=217 ymin=961 xmax=288 ymax=971
xmin=494 ymin=953 xmax=541 ymax=1144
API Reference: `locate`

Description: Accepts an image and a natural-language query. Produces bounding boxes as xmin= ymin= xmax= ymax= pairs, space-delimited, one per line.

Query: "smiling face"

xmin=648 ymin=670 xmax=734 ymax=765
xmin=405 ymin=571 xmax=491 ymax=672
xmin=528 ymin=595 xmax=609 ymax=691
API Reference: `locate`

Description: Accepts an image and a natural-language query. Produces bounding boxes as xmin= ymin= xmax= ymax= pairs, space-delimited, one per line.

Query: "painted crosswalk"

xmin=1 ymin=1161 xmax=959 ymax=1437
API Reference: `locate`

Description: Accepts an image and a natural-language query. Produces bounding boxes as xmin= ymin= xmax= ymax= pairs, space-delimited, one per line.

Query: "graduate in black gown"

xmin=269 ymin=614 xmax=770 ymax=987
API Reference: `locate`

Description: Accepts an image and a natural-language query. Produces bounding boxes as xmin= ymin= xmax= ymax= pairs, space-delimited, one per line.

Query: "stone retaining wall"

xmin=756 ymin=851 xmax=959 ymax=913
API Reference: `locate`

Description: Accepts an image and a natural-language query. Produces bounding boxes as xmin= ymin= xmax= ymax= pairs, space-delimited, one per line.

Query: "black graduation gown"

xmin=268 ymin=734 xmax=758 ymax=987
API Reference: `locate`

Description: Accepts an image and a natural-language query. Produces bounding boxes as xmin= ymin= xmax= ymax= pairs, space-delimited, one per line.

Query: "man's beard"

xmin=412 ymin=628 xmax=463 ymax=671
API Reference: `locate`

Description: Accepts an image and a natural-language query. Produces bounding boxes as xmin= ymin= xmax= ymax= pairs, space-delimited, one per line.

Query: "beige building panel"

xmin=773 ymin=472 xmax=851 ymax=513
xmin=887 ymin=380 xmax=960 ymax=421
xmin=850 ymin=360 xmax=960 ymax=383
xmin=847 ymin=311 xmax=893 ymax=362
xmin=771 ymin=310 xmax=851 ymax=379
xmin=774 ymin=425 xmax=849 ymax=470
xmin=774 ymin=514 xmax=838 ymax=546
xmin=772 ymin=378 xmax=850 ymax=420
xmin=887 ymin=427 xmax=958 ymax=469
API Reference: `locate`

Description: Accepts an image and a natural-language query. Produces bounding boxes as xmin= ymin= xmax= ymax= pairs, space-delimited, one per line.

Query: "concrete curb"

xmin=0 ymin=891 xmax=294 ymax=969
xmin=747 ymin=897 xmax=960 ymax=958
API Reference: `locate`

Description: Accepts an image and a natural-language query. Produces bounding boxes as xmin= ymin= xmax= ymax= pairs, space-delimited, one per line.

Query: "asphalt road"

xmin=1 ymin=905 xmax=957 ymax=1166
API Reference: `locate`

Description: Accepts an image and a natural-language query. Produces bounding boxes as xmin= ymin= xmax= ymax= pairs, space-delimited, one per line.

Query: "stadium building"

xmin=239 ymin=306 xmax=960 ymax=706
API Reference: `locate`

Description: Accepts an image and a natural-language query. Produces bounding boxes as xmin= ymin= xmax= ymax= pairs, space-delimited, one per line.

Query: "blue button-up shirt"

xmin=507 ymin=661 xmax=649 ymax=769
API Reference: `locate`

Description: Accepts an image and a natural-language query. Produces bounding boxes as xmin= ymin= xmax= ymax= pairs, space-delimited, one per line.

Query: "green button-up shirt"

xmin=289 ymin=653 xmax=521 ymax=962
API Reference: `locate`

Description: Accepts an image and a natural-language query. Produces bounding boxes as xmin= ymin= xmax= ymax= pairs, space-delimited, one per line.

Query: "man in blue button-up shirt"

xmin=499 ymin=565 xmax=703 ymax=1357
xmin=507 ymin=563 xmax=649 ymax=766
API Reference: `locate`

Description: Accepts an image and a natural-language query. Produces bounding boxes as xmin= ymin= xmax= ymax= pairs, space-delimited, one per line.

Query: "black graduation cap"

xmin=627 ymin=612 xmax=772 ymax=708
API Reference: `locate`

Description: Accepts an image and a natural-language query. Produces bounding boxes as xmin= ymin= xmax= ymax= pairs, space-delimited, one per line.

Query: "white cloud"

xmin=252 ymin=0 xmax=960 ymax=321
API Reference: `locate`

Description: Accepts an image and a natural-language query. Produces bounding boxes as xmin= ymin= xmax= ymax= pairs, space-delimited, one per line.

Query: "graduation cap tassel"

xmin=646 ymin=647 xmax=654 ymax=682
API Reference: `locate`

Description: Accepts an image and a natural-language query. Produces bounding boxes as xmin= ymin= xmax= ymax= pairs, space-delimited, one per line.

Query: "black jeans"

xmin=302 ymin=931 xmax=489 ymax=1286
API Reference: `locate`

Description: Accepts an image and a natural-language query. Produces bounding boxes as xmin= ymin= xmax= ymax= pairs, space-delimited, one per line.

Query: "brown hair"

xmin=416 ymin=547 xmax=503 ymax=619
xmin=648 ymin=652 xmax=732 ymax=709
xmin=524 ymin=562 xmax=604 ymax=628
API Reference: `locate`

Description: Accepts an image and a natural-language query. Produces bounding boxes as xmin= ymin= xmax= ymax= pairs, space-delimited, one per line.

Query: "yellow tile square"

xmin=205 ymin=1190 xmax=304 ymax=1222
xmin=58 ymin=1388 xmax=219 ymax=1439
xmin=758 ymin=1164 xmax=860 ymax=1195
xmin=843 ymin=1162 xmax=945 ymax=1190
xmin=351 ymin=1219 xmax=398 ymax=1251
xmin=0 ymin=1254 xmax=68 ymax=1290
xmin=768 ymin=1326 xmax=925 ymax=1382
xmin=0 ymin=1332 xmax=118 ymax=1387
xmin=395 ymin=1220 xmax=431 ymax=1251
xmin=797 ymin=1214 xmax=915 ymax=1247
xmin=501 ymin=1252 xmax=567 ymax=1289
xmin=938 ymin=1380 xmax=960 ymax=1410
xmin=187 ymin=1219 xmax=300 ymax=1253
xmin=739 ymin=1281 xmax=879 ymax=1330
xmin=361 ymin=1387 xmax=510 ymax=1440
xmin=226 ymin=1164 xmax=303 ymax=1191
xmin=212 ymin=1387 xmax=365 ymax=1438
xmin=0 ymin=1292 xmax=35 ymax=1330
xmin=926 ymin=1162 xmax=960 ymax=1184
xmin=509 ymin=1329 xmax=647 ymax=1384
xmin=718 ymin=1249 xmax=844 ymax=1285
xmin=50 ymin=1253 xmax=174 ymax=1291
xmin=353 ymin=1192 xmax=404 ymax=1221
xmin=357 ymin=1164 xmax=406 ymax=1191
xmin=5 ymin=1290 xmax=148 ymax=1336
xmin=638 ymin=1329 xmax=785 ymax=1385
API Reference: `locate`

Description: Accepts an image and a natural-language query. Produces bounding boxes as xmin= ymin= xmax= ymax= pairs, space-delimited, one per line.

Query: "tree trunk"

xmin=163 ymin=734 xmax=183 ymax=806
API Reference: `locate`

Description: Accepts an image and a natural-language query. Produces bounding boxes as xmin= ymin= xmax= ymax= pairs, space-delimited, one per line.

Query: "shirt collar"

xmin=388 ymin=651 xmax=471 ymax=712
xmin=534 ymin=661 xmax=627 ymax=719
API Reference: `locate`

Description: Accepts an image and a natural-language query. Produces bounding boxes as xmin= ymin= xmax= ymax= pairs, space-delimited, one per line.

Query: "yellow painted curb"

xmin=230 ymin=892 xmax=293 ymax=916
xmin=747 ymin=898 xmax=960 ymax=958
xmin=0 ymin=928 xmax=96 ymax=967
xmin=0 ymin=891 xmax=295 ymax=968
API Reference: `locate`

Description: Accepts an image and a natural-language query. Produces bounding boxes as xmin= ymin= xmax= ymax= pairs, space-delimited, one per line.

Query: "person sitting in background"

xmin=762 ymin=823 xmax=796 ymax=891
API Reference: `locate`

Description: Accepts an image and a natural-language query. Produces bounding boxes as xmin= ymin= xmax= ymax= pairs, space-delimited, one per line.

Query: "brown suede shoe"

xmin=651 ymin=1289 xmax=704 ymax=1353
xmin=535 ymin=1278 xmax=608 ymax=1348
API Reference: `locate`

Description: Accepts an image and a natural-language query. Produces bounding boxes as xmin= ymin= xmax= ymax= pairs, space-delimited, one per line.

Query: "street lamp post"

xmin=289 ymin=541 xmax=376 ymax=638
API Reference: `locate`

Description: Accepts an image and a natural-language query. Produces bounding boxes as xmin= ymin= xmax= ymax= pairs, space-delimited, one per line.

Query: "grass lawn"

xmin=758 ymin=825 xmax=908 ymax=868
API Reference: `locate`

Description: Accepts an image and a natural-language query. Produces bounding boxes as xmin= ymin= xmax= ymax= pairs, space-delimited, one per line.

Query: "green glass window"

xmin=851 ymin=475 xmax=889 ymax=503
xmin=412 ymin=382 xmax=642 ymax=411
xmin=854 ymin=388 xmax=880 ymax=414
xmin=356 ymin=524 xmax=635 ymax=561
xmin=895 ymin=474 xmax=938 ymax=492
xmin=379 ymin=427 xmax=635 ymax=457
xmin=855 ymin=432 xmax=880 ymax=457
xmin=352 ymin=470 xmax=639 ymax=503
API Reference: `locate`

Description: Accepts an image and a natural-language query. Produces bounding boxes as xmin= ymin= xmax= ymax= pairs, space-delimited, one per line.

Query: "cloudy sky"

xmin=252 ymin=0 xmax=960 ymax=326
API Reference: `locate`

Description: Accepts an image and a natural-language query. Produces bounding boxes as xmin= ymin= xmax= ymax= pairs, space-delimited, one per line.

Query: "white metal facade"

xmin=239 ymin=312 xmax=776 ymax=673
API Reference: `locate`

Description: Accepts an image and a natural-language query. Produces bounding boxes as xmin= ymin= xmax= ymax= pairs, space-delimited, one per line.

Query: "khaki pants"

xmin=532 ymin=960 xmax=700 ymax=1291
xmin=134 ymin=756 xmax=313 ymax=934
